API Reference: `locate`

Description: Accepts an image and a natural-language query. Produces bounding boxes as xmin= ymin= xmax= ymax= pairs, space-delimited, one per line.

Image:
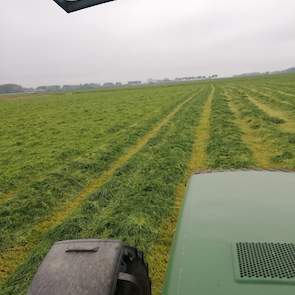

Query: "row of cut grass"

xmin=243 ymin=86 xmax=295 ymax=113
xmin=223 ymin=89 xmax=276 ymax=168
xmin=147 ymin=85 xmax=215 ymax=295
xmin=225 ymin=86 xmax=295 ymax=169
xmin=239 ymin=88 xmax=295 ymax=133
xmin=206 ymin=86 xmax=254 ymax=169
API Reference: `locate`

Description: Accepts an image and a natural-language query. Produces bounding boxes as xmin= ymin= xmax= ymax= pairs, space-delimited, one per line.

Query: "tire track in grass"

xmin=0 ymin=90 xmax=202 ymax=284
xmin=147 ymin=85 xmax=215 ymax=295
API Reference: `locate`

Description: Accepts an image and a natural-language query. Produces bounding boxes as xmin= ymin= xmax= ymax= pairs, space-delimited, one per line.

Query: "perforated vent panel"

xmin=235 ymin=242 xmax=295 ymax=283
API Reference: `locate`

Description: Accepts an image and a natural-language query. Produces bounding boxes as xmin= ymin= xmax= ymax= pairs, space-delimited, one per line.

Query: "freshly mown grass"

xmin=0 ymin=74 xmax=294 ymax=295
xmin=147 ymin=85 xmax=215 ymax=295
xmin=0 ymin=86 xmax=201 ymax=285
xmin=0 ymin=85 xmax=196 ymax=194
xmin=226 ymin=86 xmax=295 ymax=169
xmin=228 ymin=74 xmax=295 ymax=111
xmin=206 ymin=86 xmax=254 ymax=169
xmin=0 ymin=86 xmax=210 ymax=294
xmin=0 ymin=84 xmax=198 ymax=253
xmin=241 ymin=86 xmax=295 ymax=116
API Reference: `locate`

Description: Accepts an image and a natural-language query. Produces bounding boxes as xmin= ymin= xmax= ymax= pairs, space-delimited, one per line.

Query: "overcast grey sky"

xmin=0 ymin=0 xmax=294 ymax=87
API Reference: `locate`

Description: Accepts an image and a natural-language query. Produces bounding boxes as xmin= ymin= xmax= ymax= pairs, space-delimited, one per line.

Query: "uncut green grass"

xmin=0 ymin=84 xmax=198 ymax=251
xmin=0 ymin=86 xmax=210 ymax=294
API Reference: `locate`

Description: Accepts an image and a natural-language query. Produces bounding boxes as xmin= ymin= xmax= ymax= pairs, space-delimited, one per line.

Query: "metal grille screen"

xmin=235 ymin=242 xmax=295 ymax=283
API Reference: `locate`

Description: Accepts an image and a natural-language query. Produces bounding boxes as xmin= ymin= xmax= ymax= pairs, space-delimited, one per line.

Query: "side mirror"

xmin=53 ymin=0 xmax=115 ymax=13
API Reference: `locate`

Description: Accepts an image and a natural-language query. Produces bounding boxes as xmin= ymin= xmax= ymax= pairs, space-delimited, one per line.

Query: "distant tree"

xmin=36 ymin=85 xmax=61 ymax=92
xmin=103 ymin=82 xmax=115 ymax=88
xmin=282 ymin=67 xmax=295 ymax=73
xmin=0 ymin=84 xmax=24 ymax=94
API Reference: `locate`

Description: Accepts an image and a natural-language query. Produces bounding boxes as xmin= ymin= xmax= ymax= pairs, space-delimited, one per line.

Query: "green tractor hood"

xmin=163 ymin=171 xmax=295 ymax=295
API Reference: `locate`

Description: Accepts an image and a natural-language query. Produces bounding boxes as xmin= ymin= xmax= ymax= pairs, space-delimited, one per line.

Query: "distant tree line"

xmin=1 ymin=67 xmax=293 ymax=95
xmin=0 ymin=82 xmax=127 ymax=95
xmin=233 ymin=67 xmax=295 ymax=78
xmin=0 ymin=76 xmax=218 ymax=95
xmin=0 ymin=84 xmax=33 ymax=94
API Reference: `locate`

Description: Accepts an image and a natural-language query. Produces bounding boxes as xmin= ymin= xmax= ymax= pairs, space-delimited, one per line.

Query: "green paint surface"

xmin=164 ymin=171 xmax=295 ymax=295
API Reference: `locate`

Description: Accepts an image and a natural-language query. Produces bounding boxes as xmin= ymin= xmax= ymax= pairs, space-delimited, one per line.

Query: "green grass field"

xmin=0 ymin=74 xmax=294 ymax=294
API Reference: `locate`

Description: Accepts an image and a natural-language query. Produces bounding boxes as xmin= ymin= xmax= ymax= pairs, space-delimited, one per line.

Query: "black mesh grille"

xmin=236 ymin=242 xmax=295 ymax=280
